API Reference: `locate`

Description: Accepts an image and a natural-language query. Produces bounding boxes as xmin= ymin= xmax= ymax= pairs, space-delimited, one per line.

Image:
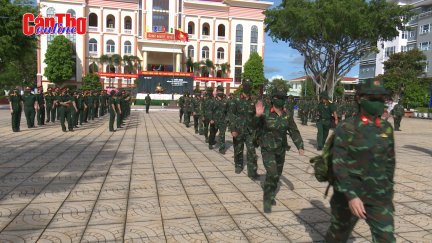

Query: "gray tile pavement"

xmin=0 ymin=109 xmax=431 ymax=242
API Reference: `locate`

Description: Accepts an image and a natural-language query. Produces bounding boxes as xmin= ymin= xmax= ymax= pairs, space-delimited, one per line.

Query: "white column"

xmin=143 ymin=51 xmax=148 ymax=71
xmin=176 ymin=53 xmax=181 ymax=72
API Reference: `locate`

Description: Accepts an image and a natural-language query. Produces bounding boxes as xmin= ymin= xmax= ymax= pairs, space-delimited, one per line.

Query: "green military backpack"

xmin=309 ymin=132 xmax=336 ymax=198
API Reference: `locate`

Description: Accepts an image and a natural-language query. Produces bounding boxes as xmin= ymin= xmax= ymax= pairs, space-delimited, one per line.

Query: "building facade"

xmin=36 ymin=0 xmax=272 ymax=93
xmin=359 ymin=0 xmax=432 ymax=80
xmin=288 ymin=76 xmax=359 ymax=97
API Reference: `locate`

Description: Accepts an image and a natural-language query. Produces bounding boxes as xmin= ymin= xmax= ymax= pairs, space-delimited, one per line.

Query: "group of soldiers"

xmin=8 ymin=87 xmax=132 ymax=133
xmin=297 ymin=97 xmax=358 ymax=126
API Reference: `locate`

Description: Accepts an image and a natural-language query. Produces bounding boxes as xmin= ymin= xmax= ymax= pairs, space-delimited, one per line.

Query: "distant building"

xmin=359 ymin=0 xmax=432 ymax=80
xmin=288 ymin=76 xmax=359 ymax=97
xmin=36 ymin=0 xmax=272 ymax=93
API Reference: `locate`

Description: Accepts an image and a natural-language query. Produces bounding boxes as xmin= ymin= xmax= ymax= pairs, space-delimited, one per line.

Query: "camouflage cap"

xmin=270 ymin=88 xmax=286 ymax=99
xmin=205 ymin=87 xmax=213 ymax=92
xmin=242 ymin=79 xmax=252 ymax=94
xmin=216 ymin=85 xmax=224 ymax=92
xmin=357 ymin=78 xmax=389 ymax=95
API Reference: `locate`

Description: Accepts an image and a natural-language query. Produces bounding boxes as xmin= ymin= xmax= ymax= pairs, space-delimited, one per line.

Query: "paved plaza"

xmin=0 ymin=107 xmax=431 ymax=242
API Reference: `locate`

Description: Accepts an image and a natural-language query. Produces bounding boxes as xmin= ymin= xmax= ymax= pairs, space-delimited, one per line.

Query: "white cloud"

xmin=270 ymin=75 xmax=285 ymax=81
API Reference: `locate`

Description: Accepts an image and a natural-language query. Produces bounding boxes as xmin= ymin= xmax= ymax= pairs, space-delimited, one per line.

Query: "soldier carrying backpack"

xmin=311 ymin=78 xmax=396 ymax=243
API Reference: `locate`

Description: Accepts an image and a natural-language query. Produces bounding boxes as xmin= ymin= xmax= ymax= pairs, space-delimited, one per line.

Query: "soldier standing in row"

xmin=191 ymin=90 xmax=201 ymax=134
xmin=76 ymin=91 xmax=85 ymax=126
xmin=9 ymin=89 xmax=22 ymax=132
xmin=116 ymin=92 xmax=123 ymax=129
xmin=391 ymin=100 xmax=404 ymax=131
xmin=178 ymin=94 xmax=185 ymax=123
xmin=183 ymin=91 xmax=192 ymax=127
xmin=58 ymin=89 xmax=73 ymax=132
xmin=36 ymin=87 xmax=45 ymax=126
xmin=108 ymin=90 xmax=117 ymax=132
xmin=316 ymin=91 xmax=338 ymax=151
xmin=22 ymin=86 xmax=38 ymax=128
xmin=202 ymin=87 xmax=214 ymax=143
xmin=145 ymin=93 xmax=151 ymax=114
xmin=45 ymin=88 xmax=55 ymax=123
xmin=254 ymin=88 xmax=304 ymax=213
xmin=209 ymin=85 xmax=229 ymax=153
xmin=325 ymin=78 xmax=396 ymax=242
xmin=284 ymin=95 xmax=295 ymax=119
xmin=229 ymin=80 xmax=258 ymax=179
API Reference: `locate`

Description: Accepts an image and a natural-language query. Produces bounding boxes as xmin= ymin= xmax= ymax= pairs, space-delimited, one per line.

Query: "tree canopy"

xmin=379 ymin=49 xmax=428 ymax=108
xmin=243 ymin=52 xmax=265 ymax=94
xmin=265 ymin=78 xmax=289 ymax=95
xmin=44 ymin=35 xmax=75 ymax=85
xmin=0 ymin=0 xmax=37 ymax=88
xmin=82 ymin=73 xmax=102 ymax=90
xmin=265 ymin=0 xmax=413 ymax=99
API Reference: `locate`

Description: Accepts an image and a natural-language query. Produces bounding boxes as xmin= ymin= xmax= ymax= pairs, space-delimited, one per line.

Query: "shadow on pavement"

xmin=403 ymin=145 xmax=432 ymax=157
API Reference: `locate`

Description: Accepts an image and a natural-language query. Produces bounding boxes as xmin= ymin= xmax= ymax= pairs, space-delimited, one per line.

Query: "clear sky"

xmin=263 ymin=0 xmax=359 ymax=81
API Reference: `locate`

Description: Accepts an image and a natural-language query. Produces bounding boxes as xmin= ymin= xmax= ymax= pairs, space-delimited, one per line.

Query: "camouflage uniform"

xmin=36 ymin=89 xmax=45 ymax=126
xmin=183 ymin=92 xmax=192 ymax=127
xmin=209 ymin=86 xmax=228 ymax=153
xmin=316 ymin=91 xmax=337 ymax=150
xmin=178 ymin=95 xmax=185 ymax=123
xmin=191 ymin=91 xmax=201 ymax=134
xmin=284 ymin=95 xmax=296 ymax=118
xmin=145 ymin=94 xmax=151 ymax=113
xmin=325 ymin=78 xmax=396 ymax=243
xmin=229 ymin=81 xmax=258 ymax=178
xmin=391 ymin=102 xmax=404 ymax=131
xmin=9 ymin=89 xmax=22 ymax=132
xmin=22 ymin=87 xmax=37 ymax=128
xmin=254 ymin=90 xmax=304 ymax=213
xmin=202 ymin=87 xmax=214 ymax=142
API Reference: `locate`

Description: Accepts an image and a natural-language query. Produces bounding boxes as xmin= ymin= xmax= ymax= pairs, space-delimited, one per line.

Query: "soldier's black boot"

xmin=235 ymin=167 xmax=242 ymax=174
xmin=263 ymin=199 xmax=272 ymax=213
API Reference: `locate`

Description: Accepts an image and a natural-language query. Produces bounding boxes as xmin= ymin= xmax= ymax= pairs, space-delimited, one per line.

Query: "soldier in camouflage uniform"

xmin=390 ymin=100 xmax=404 ymax=131
xmin=325 ymin=78 xmax=396 ymax=243
xmin=183 ymin=91 xmax=192 ymax=127
xmin=36 ymin=87 xmax=45 ymax=126
xmin=301 ymin=98 xmax=310 ymax=125
xmin=316 ymin=91 xmax=338 ymax=150
xmin=254 ymin=88 xmax=304 ymax=213
xmin=22 ymin=87 xmax=38 ymax=128
xmin=201 ymin=87 xmax=214 ymax=142
xmin=178 ymin=94 xmax=185 ymax=123
xmin=284 ymin=95 xmax=295 ymax=119
xmin=191 ymin=90 xmax=201 ymax=134
xmin=229 ymin=80 xmax=258 ymax=178
xmin=45 ymin=88 xmax=54 ymax=123
xmin=209 ymin=85 xmax=228 ymax=153
xmin=9 ymin=89 xmax=22 ymax=132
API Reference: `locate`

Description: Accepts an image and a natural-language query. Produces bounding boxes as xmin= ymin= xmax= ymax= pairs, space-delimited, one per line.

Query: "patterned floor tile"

xmin=163 ymin=217 xmax=203 ymax=236
xmin=223 ymin=202 xmax=259 ymax=215
xmin=198 ymin=215 xmax=238 ymax=233
xmin=166 ymin=233 xmax=208 ymax=243
xmin=0 ymin=228 xmax=44 ymax=242
xmin=80 ymin=223 xmax=124 ymax=242
xmin=124 ymin=220 xmax=165 ymax=239
xmin=231 ymin=213 xmax=273 ymax=230
xmin=161 ymin=205 xmax=195 ymax=220
xmin=243 ymin=227 xmax=288 ymax=242
xmin=49 ymin=211 xmax=92 ymax=228
xmin=4 ymin=213 xmax=55 ymax=231
xmin=192 ymin=203 xmax=229 ymax=217
xmin=279 ymin=223 xmax=324 ymax=242
xmin=204 ymin=229 xmax=248 ymax=243
xmin=39 ymin=225 xmax=85 ymax=242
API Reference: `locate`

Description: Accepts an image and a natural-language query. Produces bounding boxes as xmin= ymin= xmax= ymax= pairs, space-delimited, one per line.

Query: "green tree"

xmin=300 ymin=77 xmax=316 ymax=97
xmin=265 ymin=78 xmax=289 ymax=95
xmin=44 ymin=35 xmax=75 ymax=85
xmin=265 ymin=0 xmax=412 ymax=99
xmin=243 ymin=52 xmax=265 ymax=94
xmin=0 ymin=0 xmax=37 ymax=88
xmin=82 ymin=73 xmax=102 ymax=90
xmin=379 ymin=49 xmax=427 ymax=103
xmin=402 ymin=78 xmax=430 ymax=109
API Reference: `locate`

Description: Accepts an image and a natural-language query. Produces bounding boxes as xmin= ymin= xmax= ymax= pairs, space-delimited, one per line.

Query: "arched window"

xmin=236 ymin=24 xmax=243 ymax=43
xmin=89 ymin=63 xmax=98 ymax=73
xmin=67 ymin=9 xmax=76 ymax=17
xmin=46 ymin=7 xmax=55 ymax=17
xmin=217 ymin=47 xmax=224 ymax=60
xmin=106 ymin=14 xmax=115 ymax=28
xmin=124 ymin=41 xmax=132 ymax=54
xmin=188 ymin=21 xmax=195 ymax=34
xmin=106 ymin=40 xmax=115 ymax=53
xmin=124 ymin=16 xmax=132 ymax=30
xmin=106 ymin=65 xmax=115 ymax=73
xmin=89 ymin=38 xmax=97 ymax=52
xmin=250 ymin=25 xmax=258 ymax=53
xmin=202 ymin=23 xmax=210 ymax=36
xmin=188 ymin=45 xmax=194 ymax=58
xmin=235 ymin=44 xmax=242 ymax=65
xmin=202 ymin=46 xmax=209 ymax=59
xmin=89 ymin=13 xmax=98 ymax=27
xmin=217 ymin=24 xmax=225 ymax=37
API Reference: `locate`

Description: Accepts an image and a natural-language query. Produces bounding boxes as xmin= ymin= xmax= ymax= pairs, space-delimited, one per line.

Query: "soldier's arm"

xmin=386 ymin=126 xmax=396 ymax=183
xmin=228 ymin=100 xmax=239 ymax=132
xmin=332 ymin=124 xmax=360 ymax=201
xmin=287 ymin=116 xmax=304 ymax=150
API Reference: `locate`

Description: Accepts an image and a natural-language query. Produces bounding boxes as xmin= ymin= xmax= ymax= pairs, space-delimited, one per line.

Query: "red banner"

xmin=194 ymin=77 xmax=233 ymax=82
xmin=96 ymin=72 xmax=138 ymax=78
xmin=141 ymin=71 xmax=193 ymax=77
xmin=146 ymin=32 xmax=175 ymax=41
